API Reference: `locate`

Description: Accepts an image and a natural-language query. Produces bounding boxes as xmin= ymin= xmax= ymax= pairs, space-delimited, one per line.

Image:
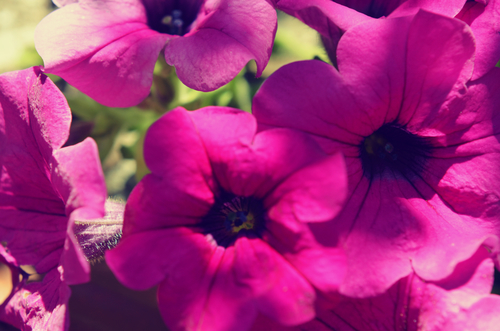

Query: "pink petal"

xmin=50 ymin=138 xmax=107 ymax=284
xmin=52 ymin=138 xmax=106 ymax=221
xmin=337 ymin=10 xmax=474 ymax=127
xmin=416 ymin=67 xmax=500 ymax=148
xmin=424 ymin=151 xmax=500 ymax=223
xmin=264 ymin=216 xmax=346 ymax=301
xmin=290 ymin=247 xmax=496 ymax=331
xmin=442 ymin=296 xmax=500 ymax=331
xmin=106 ymin=228 xmax=214 ymax=291
xmin=124 ymin=108 xmax=216 ymax=234
xmin=0 ymin=268 xmax=71 ymax=331
xmin=235 ymin=237 xmax=316 ymax=326
xmin=252 ymin=60 xmax=365 ymax=151
xmin=390 ymin=0 xmax=466 ymax=18
xmin=309 ymin=161 xmax=413 ymax=297
xmin=156 ymin=237 xmax=316 ymax=331
xmin=456 ymin=0 xmax=500 ymax=80
xmin=34 ymin=1 xmax=169 ymax=107
xmin=0 ymin=67 xmax=69 ymax=214
xmin=122 ymin=174 xmax=212 ymax=235
xmin=143 ymin=107 xmax=216 ymax=194
xmin=0 ymin=210 xmax=67 ymax=270
xmin=266 ymin=152 xmax=347 ymax=223
xmin=165 ymin=0 xmax=276 ymax=91
xmin=156 ymin=246 xmax=259 ymax=331
xmin=189 ymin=106 xmax=329 ymax=198
xmin=52 ymin=0 xmax=77 ymax=6
xmin=276 ymin=0 xmax=371 ymax=36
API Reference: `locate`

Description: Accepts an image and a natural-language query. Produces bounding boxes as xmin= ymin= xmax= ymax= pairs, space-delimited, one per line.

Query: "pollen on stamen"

xmin=201 ymin=192 xmax=265 ymax=248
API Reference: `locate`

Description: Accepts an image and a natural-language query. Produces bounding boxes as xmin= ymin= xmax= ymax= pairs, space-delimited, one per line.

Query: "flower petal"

xmin=456 ymin=0 xmax=500 ymax=80
xmin=165 ymin=0 xmax=276 ymax=91
xmin=0 ymin=67 xmax=69 ymax=215
xmin=189 ymin=107 xmax=329 ymax=198
xmin=252 ymin=60 xmax=365 ymax=151
xmin=0 ymin=268 xmax=71 ymax=331
xmin=106 ymin=228 xmax=214 ymax=291
xmin=34 ymin=1 xmax=169 ymax=107
xmin=337 ymin=10 xmax=474 ymax=128
xmin=266 ymin=152 xmax=347 ymax=223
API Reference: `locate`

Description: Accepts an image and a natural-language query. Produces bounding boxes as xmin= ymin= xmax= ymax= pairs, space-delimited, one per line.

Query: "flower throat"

xmin=201 ymin=192 xmax=265 ymax=248
xmin=141 ymin=0 xmax=204 ymax=36
xmin=359 ymin=123 xmax=432 ymax=179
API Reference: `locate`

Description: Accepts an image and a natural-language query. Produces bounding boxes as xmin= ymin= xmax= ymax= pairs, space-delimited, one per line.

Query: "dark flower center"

xmin=333 ymin=0 xmax=407 ymax=18
xmin=141 ymin=0 xmax=204 ymax=35
xmin=201 ymin=192 xmax=265 ymax=248
xmin=359 ymin=123 xmax=432 ymax=179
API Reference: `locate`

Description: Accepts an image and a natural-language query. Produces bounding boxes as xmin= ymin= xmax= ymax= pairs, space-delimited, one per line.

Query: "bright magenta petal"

xmin=234 ymin=237 xmax=316 ymax=326
xmin=389 ymin=0 xmax=466 ymax=18
xmin=286 ymin=247 xmax=499 ymax=331
xmin=0 ymin=67 xmax=69 ymax=214
xmin=266 ymin=152 xmax=347 ymax=223
xmin=0 ymin=68 xmax=106 ymax=330
xmin=456 ymin=0 xmax=500 ymax=80
xmin=189 ymin=106 xmax=330 ymax=198
xmin=253 ymin=60 xmax=365 ymax=151
xmin=0 ymin=268 xmax=71 ymax=331
xmin=143 ymin=107 xmax=215 ymax=194
xmin=156 ymin=247 xmax=260 ymax=331
xmin=34 ymin=1 xmax=169 ymax=107
xmin=166 ymin=0 xmax=277 ymax=91
xmin=52 ymin=138 xmax=106 ymax=221
xmin=264 ymin=216 xmax=346 ymax=302
xmin=442 ymin=296 xmax=500 ymax=331
xmin=276 ymin=0 xmax=371 ymax=37
xmin=338 ymin=10 xmax=474 ymax=127
xmin=106 ymin=228 xmax=214 ymax=291
xmin=254 ymin=10 xmax=498 ymax=298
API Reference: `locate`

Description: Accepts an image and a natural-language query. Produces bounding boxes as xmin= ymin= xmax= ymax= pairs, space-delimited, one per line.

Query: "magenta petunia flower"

xmin=253 ymin=10 xmax=500 ymax=298
xmin=106 ymin=106 xmax=348 ymax=331
xmin=0 ymin=67 xmax=107 ymax=330
xmin=34 ymin=0 xmax=277 ymax=107
xmin=251 ymin=246 xmax=500 ymax=331
xmin=276 ymin=0 xmax=500 ymax=79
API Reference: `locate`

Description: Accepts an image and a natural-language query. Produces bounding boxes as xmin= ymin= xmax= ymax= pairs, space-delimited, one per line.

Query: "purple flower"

xmin=34 ymin=0 xmax=277 ymax=107
xmin=0 ymin=67 xmax=107 ymax=330
xmin=276 ymin=0 xmax=500 ymax=79
xmin=253 ymin=10 xmax=500 ymax=297
xmin=251 ymin=246 xmax=500 ymax=331
xmin=106 ymin=106 xmax=348 ymax=331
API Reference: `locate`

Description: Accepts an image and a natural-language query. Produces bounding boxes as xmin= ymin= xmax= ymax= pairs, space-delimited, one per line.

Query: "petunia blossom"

xmin=34 ymin=0 xmax=277 ymax=107
xmin=275 ymin=0 xmax=500 ymax=79
xmin=0 ymin=67 xmax=107 ymax=330
xmin=106 ymin=106 xmax=348 ymax=331
xmin=251 ymin=246 xmax=500 ymax=331
xmin=253 ymin=10 xmax=500 ymax=298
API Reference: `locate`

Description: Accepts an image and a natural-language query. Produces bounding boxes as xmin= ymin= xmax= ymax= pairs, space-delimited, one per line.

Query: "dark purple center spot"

xmin=201 ymin=191 xmax=265 ymax=248
xmin=141 ymin=0 xmax=204 ymax=35
xmin=360 ymin=123 xmax=432 ymax=180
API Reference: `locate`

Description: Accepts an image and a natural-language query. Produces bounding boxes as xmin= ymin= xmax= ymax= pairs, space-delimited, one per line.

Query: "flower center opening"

xmin=333 ymin=0 xmax=407 ymax=18
xmin=359 ymin=123 xmax=432 ymax=179
xmin=201 ymin=192 xmax=265 ymax=248
xmin=141 ymin=1 xmax=204 ymax=36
